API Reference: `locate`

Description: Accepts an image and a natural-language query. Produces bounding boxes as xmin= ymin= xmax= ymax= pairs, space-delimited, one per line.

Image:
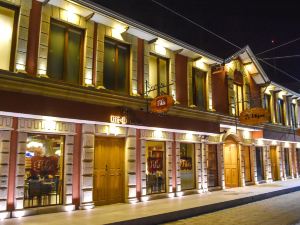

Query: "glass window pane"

xmin=24 ymin=134 xmax=64 ymax=208
xmin=48 ymin=23 xmax=65 ymax=80
xmin=0 ymin=6 xmax=14 ymax=70
xmin=66 ymin=28 xmax=82 ymax=84
xmin=149 ymin=55 xmax=157 ymax=98
xmin=117 ymin=45 xmax=128 ymax=93
xmin=159 ymin=58 xmax=168 ymax=95
xmin=104 ymin=41 xmax=116 ymax=90
xmin=180 ymin=143 xmax=195 ymax=190
xmin=146 ymin=141 xmax=165 ymax=194
xmin=193 ymin=68 xmax=206 ymax=109
xmin=238 ymin=85 xmax=243 ymax=114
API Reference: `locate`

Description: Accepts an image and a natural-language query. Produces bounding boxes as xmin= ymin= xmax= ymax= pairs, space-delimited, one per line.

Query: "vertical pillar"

xmin=217 ymin=144 xmax=225 ymax=189
xmin=195 ymin=143 xmax=202 ymax=191
xmin=92 ymin=22 xmax=98 ymax=86
xmin=140 ymin=139 xmax=147 ymax=198
xmin=136 ymin=129 xmax=141 ymax=201
xmin=239 ymin=144 xmax=245 ymax=187
xmin=281 ymin=146 xmax=286 ymax=180
xmin=278 ymin=146 xmax=284 ymax=180
xmin=166 ymin=140 xmax=173 ymax=193
xmin=172 ymin=133 xmax=176 ymax=193
xmin=137 ymin=38 xmax=144 ymax=95
xmin=72 ymin=124 xmax=82 ymax=209
xmin=175 ymin=141 xmax=180 ymax=192
xmin=252 ymin=145 xmax=258 ymax=184
xmin=7 ymin=118 xmax=18 ymax=211
xmin=289 ymin=147 xmax=295 ymax=178
xmin=201 ymin=142 xmax=208 ymax=192
xmin=26 ymin=0 xmax=42 ymax=75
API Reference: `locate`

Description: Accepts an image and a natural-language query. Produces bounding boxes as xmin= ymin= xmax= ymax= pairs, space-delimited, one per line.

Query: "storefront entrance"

xmin=93 ymin=137 xmax=125 ymax=206
xmin=284 ymin=148 xmax=291 ymax=177
xmin=180 ymin=143 xmax=195 ymax=190
xmin=255 ymin=147 xmax=264 ymax=181
xmin=244 ymin=146 xmax=252 ymax=183
xmin=224 ymin=139 xmax=239 ymax=188
xmin=270 ymin=146 xmax=279 ymax=181
xmin=207 ymin=144 xmax=218 ymax=187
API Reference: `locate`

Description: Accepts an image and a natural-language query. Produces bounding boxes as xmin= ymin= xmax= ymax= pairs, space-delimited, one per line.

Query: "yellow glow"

xmin=195 ymin=59 xmax=205 ymax=70
xmin=155 ymin=44 xmax=166 ymax=56
xmin=154 ymin=129 xmax=163 ymax=139
xmin=132 ymin=89 xmax=138 ymax=95
xmin=66 ymin=6 xmax=79 ymax=24
xmin=112 ymin=28 xmax=124 ymax=40
xmin=284 ymin=142 xmax=290 ymax=148
xmin=243 ymin=130 xmax=251 ymax=139
xmin=44 ymin=119 xmax=56 ymax=131
xmin=109 ymin=124 xmax=120 ymax=136
xmin=185 ymin=132 xmax=193 ymax=140
xmin=257 ymin=139 xmax=264 ymax=146
xmin=271 ymin=140 xmax=277 ymax=145
xmin=245 ymin=64 xmax=256 ymax=74
xmin=226 ymin=61 xmax=235 ymax=71
xmin=277 ymin=90 xmax=287 ymax=99
xmin=141 ymin=196 xmax=149 ymax=202
xmin=176 ymin=191 xmax=183 ymax=197
xmin=16 ymin=64 xmax=25 ymax=71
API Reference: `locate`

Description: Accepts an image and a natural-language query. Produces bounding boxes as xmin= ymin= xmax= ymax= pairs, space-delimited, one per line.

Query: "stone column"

xmin=252 ymin=145 xmax=258 ymax=184
xmin=217 ymin=143 xmax=225 ymax=189
xmin=140 ymin=139 xmax=147 ymax=199
xmin=239 ymin=144 xmax=245 ymax=187
xmin=201 ymin=142 xmax=208 ymax=192
xmin=175 ymin=141 xmax=180 ymax=193
xmin=166 ymin=141 xmax=173 ymax=193
xmin=278 ymin=146 xmax=284 ymax=180
xmin=195 ymin=143 xmax=202 ymax=191
xmin=265 ymin=145 xmax=273 ymax=183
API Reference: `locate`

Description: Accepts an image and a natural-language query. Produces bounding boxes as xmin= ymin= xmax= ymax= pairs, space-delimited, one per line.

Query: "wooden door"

xmin=270 ymin=146 xmax=278 ymax=181
xmin=224 ymin=143 xmax=238 ymax=188
xmin=93 ymin=137 xmax=124 ymax=206
xmin=244 ymin=146 xmax=251 ymax=183
xmin=207 ymin=145 xmax=218 ymax=187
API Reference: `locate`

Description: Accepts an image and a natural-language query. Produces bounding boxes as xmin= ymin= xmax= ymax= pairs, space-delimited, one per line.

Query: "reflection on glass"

xmin=24 ymin=134 xmax=64 ymax=208
xmin=180 ymin=143 xmax=195 ymax=190
xmin=146 ymin=141 xmax=165 ymax=194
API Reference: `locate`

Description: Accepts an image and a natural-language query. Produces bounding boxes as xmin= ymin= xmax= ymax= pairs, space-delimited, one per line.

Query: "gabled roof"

xmin=225 ymin=46 xmax=270 ymax=85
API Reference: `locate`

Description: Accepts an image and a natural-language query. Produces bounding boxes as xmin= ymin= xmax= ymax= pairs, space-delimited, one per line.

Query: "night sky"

xmin=92 ymin=0 xmax=300 ymax=92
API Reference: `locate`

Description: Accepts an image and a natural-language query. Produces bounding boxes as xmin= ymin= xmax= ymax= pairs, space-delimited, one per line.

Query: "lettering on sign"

xmin=110 ymin=115 xmax=127 ymax=125
xmin=239 ymin=108 xmax=270 ymax=125
xmin=150 ymin=95 xmax=174 ymax=113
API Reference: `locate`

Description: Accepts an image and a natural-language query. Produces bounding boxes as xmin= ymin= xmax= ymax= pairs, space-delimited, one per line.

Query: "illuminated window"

xmin=148 ymin=54 xmax=169 ymax=98
xmin=233 ymin=83 xmax=244 ymax=116
xmin=180 ymin=143 xmax=195 ymax=190
xmin=276 ymin=98 xmax=284 ymax=124
xmin=192 ymin=68 xmax=206 ymax=110
xmin=263 ymin=94 xmax=271 ymax=122
xmin=103 ymin=38 xmax=129 ymax=93
xmin=0 ymin=3 xmax=18 ymax=71
xmin=290 ymin=103 xmax=297 ymax=128
xmin=47 ymin=19 xmax=84 ymax=84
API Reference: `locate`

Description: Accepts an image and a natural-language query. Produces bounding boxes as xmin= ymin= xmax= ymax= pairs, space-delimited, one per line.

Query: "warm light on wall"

xmin=85 ymin=69 xmax=93 ymax=86
xmin=155 ymin=44 xmax=166 ymax=56
xmin=111 ymin=24 xmax=128 ymax=40
xmin=44 ymin=119 xmax=56 ymax=131
xmin=108 ymin=124 xmax=120 ymax=136
xmin=243 ymin=130 xmax=251 ymax=139
xmin=226 ymin=61 xmax=235 ymax=71
xmin=65 ymin=6 xmax=79 ymax=24
xmin=195 ymin=59 xmax=205 ymax=70
xmin=257 ymin=139 xmax=264 ymax=146
xmin=245 ymin=63 xmax=256 ymax=74
xmin=154 ymin=129 xmax=163 ymax=139
xmin=284 ymin=142 xmax=290 ymax=148
xmin=185 ymin=132 xmax=193 ymax=141
xmin=271 ymin=140 xmax=277 ymax=145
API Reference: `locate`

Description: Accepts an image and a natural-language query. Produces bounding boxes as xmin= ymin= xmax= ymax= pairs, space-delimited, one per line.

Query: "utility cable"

xmin=256 ymin=37 xmax=300 ymax=56
xmin=257 ymin=57 xmax=300 ymax=82
xmin=260 ymin=54 xmax=300 ymax=60
xmin=150 ymin=0 xmax=241 ymax=50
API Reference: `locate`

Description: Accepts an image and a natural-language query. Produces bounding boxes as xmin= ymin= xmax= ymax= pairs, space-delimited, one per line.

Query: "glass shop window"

xmin=47 ymin=19 xmax=83 ymax=84
xmin=148 ymin=54 xmax=169 ymax=98
xmin=24 ymin=134 xmax=64 ymax=208
xmin=146 ymin=141 xmax=166 ymax=194
xmin=180 ymin=143 xmax=195 ymax=190
xmin=233 ymin=83 xmax=244 ymax=116
xmin=192 ymin=68 xmax=206 ymax=110
xmin=103 ymin=38 xmax=129 ymax=93
xmin=0 ymin=3 xmax=18 ymax=71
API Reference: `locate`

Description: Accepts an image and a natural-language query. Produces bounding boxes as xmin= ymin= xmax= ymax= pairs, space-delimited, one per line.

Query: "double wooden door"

xmin=207 ymin=145 xmax=218 ymax=187
xmin=93 ymin=137 xmax=125 ymax=206
xmin=270 ymin=146 xmax=279 ymax=181
xmin=224 ymin=143 xmax=239 ymax=188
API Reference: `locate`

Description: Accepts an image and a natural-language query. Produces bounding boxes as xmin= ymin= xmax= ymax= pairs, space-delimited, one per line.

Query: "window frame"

xmin=192 ymin=67 xmax=207 ymax=110
xmin=276 ymin=97 xmax=285 ymax=125
xmin=149 ymin=53 xmax=170 ymax=96
xmin=47 ymin=18 xmax=84 ymax=85
xmin=103 ymin=37 xmax=130 ymax=94
xmin=0 ymin=1 xmax=19 ymax=71
xmin=233 ymin=82 xmax=244 ymax=116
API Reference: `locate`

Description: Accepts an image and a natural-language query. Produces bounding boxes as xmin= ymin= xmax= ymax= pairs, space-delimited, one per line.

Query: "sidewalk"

xmin=2 ymin=179 xmax=300 ymax=225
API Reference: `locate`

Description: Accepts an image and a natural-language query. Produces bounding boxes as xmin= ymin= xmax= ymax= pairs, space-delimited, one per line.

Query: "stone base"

xmin=0 ymin=211 xmax=10 ymax=220
xmin=79 ymin=202 xmax=95 ymax=210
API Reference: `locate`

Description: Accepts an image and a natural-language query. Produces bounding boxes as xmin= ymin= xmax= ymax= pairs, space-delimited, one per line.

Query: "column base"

xmin=0 ymin=211 xmax=10 ymax=220
xmin=79 ymin=202 xmax=95 ymax=210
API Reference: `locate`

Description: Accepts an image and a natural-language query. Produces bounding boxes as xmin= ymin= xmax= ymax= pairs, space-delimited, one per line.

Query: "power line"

xmin=150 ymin=0 xmax=241 ymax=50
xmin=257 ymin=57 xmax=300 ymax=82
xmin=256 ymin=37 xmax=300 ymax=56
xmin=261 ymin=54 xmax=300 ymax=60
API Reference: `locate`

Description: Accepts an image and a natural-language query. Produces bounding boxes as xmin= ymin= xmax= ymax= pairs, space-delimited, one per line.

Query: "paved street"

xmin=165 ymin=191 xmax=300 ymax=225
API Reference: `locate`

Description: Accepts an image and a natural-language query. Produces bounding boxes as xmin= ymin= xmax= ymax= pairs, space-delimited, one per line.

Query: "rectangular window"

xmin=47 ymin=20 xmax=83 ymax=84
xmin=180 ymin=143 xmax=195 ymax=190
xmin=284 ymin=148 xmax=290 ymax=177
xmin=24 ymin=134 xmax=64 ymax=208
xmin=192 ymin=68 xmax=206 ymax=110
xmin=233 ymin=83 xmax=244 ymax=116
xmin=0 ymin=3 xmax=18 ymax=71
xmin=276 ymin=98 xmax=284 ymax=124
xmin=291 ymin=103 xmax=297 ymax=128
xmin=207 ymin=144 xmax=218 ymax=187
xmin=149 ymin=54 xmax=169 ymax=98
xmin=255 ymin=147 xmax=264 ymax=181
xmin=103 ymin=38 xmax=129 ymax=93
xmin=146 ymin=141 xmax=165 ymax=194
xmin=264 ymin=94 xmax=271 ymax=122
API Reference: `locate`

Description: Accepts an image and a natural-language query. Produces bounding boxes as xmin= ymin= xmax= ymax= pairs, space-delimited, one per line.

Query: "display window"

xmin=24 ymin=134 xmax=64 ymax=208
xmin=146 ymin=141 xmax=166 ymax=194
xmin=180 ymin=143 xmax=195 ymax=190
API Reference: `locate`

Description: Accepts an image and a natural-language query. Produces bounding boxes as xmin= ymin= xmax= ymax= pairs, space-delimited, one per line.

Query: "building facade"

xmin=0 ymin=0 xmax=299 ymax=219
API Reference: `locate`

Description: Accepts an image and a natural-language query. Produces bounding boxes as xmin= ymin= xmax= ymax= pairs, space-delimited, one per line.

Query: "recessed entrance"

xmin=244 ymin=146 xmax=252 ymax=183
xmin=270 ymin=146 xmax=279 ymax=181
xmin=207 ymin=144 xmax=218 ymax=187
xmin=93 ymin=137 xmax=125 ymax=206
xmin=284 ymin=148 xmax=291 ymax=177
xmin=224 ymin=139 xmax=239 ymax=188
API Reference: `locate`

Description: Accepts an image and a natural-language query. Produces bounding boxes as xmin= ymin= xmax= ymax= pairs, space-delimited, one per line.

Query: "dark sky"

xmin=92 ymin=0 xmax=300 ymax=92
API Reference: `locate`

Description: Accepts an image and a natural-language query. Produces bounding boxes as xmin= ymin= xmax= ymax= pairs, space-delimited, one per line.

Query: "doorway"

xmin=244 ymin=146 xmax=252 ymax=183
xmin=270 ymin=146 xmax=279 ymax=181
xmin=207 ymin=144 xmax=218 ymax=187
xmin=297 ymin=149 xmax=300 ymax=176
xmin=93 ymin=137 xmax=125 ymax=206
xmin=180 ymin=143 xmax=195 ymax=190
xmin=224 ymin=140 xmax=239 ymax=188
xmin=284 ymin=148 xmax=290 ymax=177
xmin=255 ymin=147 xmax=264 ymax=182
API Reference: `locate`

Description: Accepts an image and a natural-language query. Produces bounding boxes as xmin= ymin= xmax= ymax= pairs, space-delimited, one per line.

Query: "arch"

xmin=222 ymin=132 xmax=242 ymax=143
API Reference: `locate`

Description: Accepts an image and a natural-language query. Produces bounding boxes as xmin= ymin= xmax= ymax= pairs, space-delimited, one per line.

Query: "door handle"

xmin=105 ymin=164 xmax=108 ymax=171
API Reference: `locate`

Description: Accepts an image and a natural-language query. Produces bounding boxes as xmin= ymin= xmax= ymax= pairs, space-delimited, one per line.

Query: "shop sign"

xmin=150 ymin=95 xmax=174 ymax=113
xmin=110 ymin=115 xmax=127 ymax=125
xmin=239 ymin=108 xmax=270 ymax=125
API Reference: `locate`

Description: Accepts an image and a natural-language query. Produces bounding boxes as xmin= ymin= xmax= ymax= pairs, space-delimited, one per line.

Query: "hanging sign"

xmin=239 ymin=108 xmax=270 ymax=125
xmin=150 ymin=95 xmax=174 ymax=113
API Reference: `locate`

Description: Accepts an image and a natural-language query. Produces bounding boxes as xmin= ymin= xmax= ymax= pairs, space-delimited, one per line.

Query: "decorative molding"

xmin=0 ymin=116 xmax=13 ymax=130
xmin=140 ymin=130 xmax=173 ymax=141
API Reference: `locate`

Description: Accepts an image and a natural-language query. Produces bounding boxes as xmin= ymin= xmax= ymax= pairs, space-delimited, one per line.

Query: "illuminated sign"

xmin=150 ymin=95 xmax=174 ymax=113
xmin=110 ymin=115 xmax=127 ymax=125
xmin=239 ymin=108 xmax=270 ymax=125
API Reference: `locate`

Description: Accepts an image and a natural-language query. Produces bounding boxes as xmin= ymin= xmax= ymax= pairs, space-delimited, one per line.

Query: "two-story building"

xmin=0 ymin=0 xmax=299 ymax=219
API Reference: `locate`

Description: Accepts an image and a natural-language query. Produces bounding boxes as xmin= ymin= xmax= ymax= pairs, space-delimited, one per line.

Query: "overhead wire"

xmin=150 ymin=0 xmax=241 ymax=50
xmin=261 ymin=54 xmax=300 ymax=60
